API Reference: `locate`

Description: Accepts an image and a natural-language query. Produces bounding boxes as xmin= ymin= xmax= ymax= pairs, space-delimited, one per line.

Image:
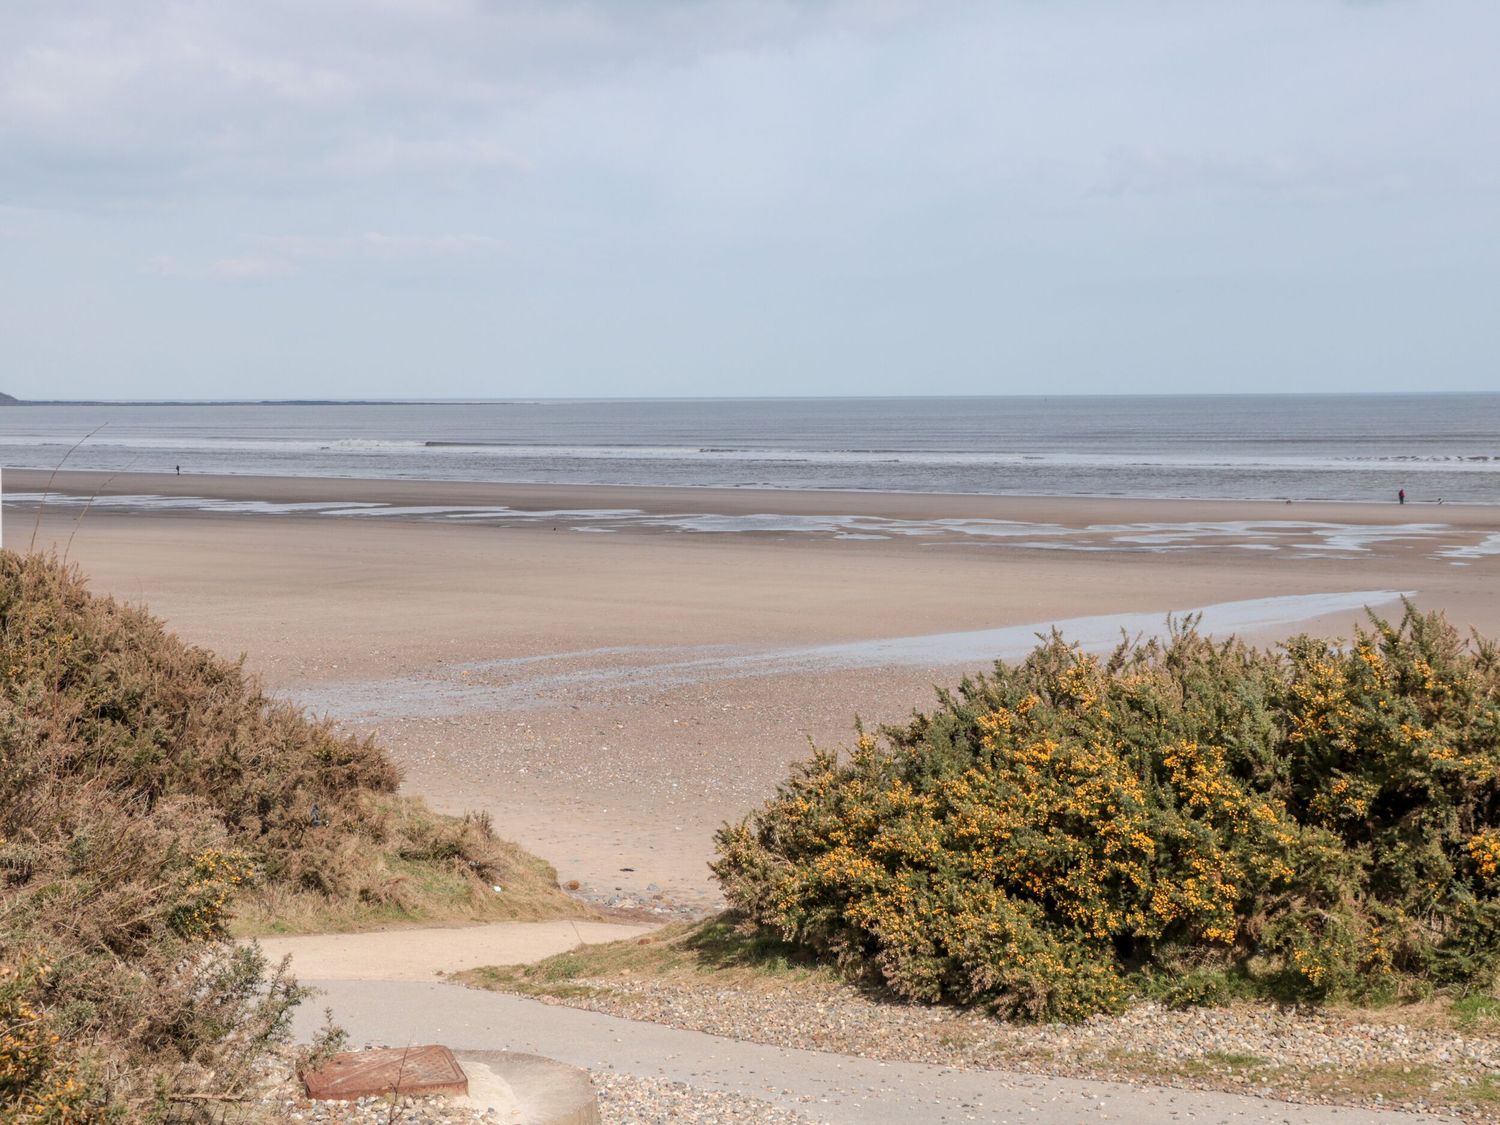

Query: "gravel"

xmin=251 ymin=980 xmax=1500 ymax=1122
xmin=504 ymin=977 xmax=1500 ymax=1120
xmin=265 ymin=1093 xmax=496 ymax=1124
xmin=592 ymin=1070 xmax=822 ymax=1124
xmin=247 ymin=1044 xmax=827 ymax=1125
xmin=257 ymin=1077 xmax=823 ymax=1125
xmin=249 ymin=1055 xmax=822 ymax=1125
xmin=549 ymin=978 xmax=1500 ymax=1071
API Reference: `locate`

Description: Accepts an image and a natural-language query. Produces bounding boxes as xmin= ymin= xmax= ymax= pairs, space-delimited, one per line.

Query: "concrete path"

xmin=254 ymin=921 xmax=656 ymax=982
xmin=297 ymin=979 xmax=1448 ymax=1125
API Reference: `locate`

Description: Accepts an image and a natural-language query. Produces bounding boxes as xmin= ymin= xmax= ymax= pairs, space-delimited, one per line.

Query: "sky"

xmin=2 ymin=1 xmax=1498 ymax=400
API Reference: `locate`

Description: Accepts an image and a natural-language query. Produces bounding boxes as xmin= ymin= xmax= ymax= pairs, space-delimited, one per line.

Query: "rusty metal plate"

xmin=303 ymin=1045 xmax=469 ymax=1100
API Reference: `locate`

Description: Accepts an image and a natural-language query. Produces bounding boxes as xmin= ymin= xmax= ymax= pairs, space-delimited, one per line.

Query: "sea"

xmin=1 ymin=394 xmax=1497 ymax=504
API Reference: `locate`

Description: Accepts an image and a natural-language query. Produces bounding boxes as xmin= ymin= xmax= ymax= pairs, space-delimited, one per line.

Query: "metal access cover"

xmin=302 ymin=1045 xmax=469 ymax=1100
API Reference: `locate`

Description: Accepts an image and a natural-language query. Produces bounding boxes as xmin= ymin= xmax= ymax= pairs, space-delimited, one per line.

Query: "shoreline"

xmin=10 ymin=467 xmax=1500 ymax=565
xmin=7 ymin=467 xmax=1498 ymax=525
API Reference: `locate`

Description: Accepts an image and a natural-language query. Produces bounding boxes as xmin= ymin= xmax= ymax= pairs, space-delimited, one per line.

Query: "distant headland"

xmin=0 ymin=395 xmax=532 ymax=406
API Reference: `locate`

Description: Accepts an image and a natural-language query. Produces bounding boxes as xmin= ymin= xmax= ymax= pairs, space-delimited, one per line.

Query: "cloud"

xmin=146 ymin=254 xmax=297 ymax=282
xmin=1089 ymin=148 xmax=1383 ymax=204
xmin=7 ymin=1 xmax=1499 ymax=217
xmin=324 ymin=136 xmax=526 ymax=176
xmin=254 ymin=231 xmax=506 ymax=259
xmin=0 ymin=3 xmax=806 ymax=205
xmin=145 ymin=230 xmax=506 ymax=281
xmin=6 ymin=1 xmax=1500 ymax=396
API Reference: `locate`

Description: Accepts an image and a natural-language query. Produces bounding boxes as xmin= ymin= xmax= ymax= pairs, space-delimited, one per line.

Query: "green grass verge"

xmin=457 ymin=916 xmax=839 ymax=994
xmin=1456 ymin=995 xmax=1500 ymax=1030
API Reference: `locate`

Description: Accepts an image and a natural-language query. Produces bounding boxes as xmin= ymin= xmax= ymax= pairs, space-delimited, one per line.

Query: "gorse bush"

xmin=714 ymin=605 xmax=1500 ymax=1022
xmin=0 ymin=553 xmax=569 ymax=1120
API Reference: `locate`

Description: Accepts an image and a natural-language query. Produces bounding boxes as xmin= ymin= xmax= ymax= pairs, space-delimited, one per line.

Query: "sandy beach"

xmin=14 ymin=468 xmax=1500 ymax=911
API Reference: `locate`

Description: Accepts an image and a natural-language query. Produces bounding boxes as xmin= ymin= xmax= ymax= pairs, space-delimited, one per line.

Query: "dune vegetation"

xmin=714 ymin=606 xmax=1500 ymax=1022
xmin=0 ymin=552 xmax=584 ymax=1120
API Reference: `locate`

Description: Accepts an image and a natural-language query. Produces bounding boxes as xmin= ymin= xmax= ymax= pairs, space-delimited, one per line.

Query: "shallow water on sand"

xmin=289 ymin=590 xmax=1408 ymax=721
xmin=6 ymin=491 xmax=1492 ymax=562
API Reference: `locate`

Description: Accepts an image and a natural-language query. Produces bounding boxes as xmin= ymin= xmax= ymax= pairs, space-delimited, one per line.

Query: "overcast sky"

xmin=2 ymin=1 xmax=1497 ymax=400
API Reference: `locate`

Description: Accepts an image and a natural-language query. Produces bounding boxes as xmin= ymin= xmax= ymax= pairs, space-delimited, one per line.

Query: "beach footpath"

xmin=294 ymin=967 xmax=1450 ymax=1125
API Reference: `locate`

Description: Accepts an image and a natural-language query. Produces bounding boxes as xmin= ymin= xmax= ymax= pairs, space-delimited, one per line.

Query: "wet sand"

xmin=12 ymin=467 xmax=1500 ymax=530
xmin=13 ymin=469 xmax=1500 ymax=911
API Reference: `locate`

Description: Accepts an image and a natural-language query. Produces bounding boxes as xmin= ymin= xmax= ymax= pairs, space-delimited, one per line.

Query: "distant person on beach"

xmin=175 ymin=465 xmax=180 ymax=475
xmin=1398 ymin=488 xmax=1405 ymax=505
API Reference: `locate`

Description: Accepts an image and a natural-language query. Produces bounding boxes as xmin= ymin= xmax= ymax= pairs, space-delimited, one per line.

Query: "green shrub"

xmin=713 ymin=605 xmax=1500 ymax=1021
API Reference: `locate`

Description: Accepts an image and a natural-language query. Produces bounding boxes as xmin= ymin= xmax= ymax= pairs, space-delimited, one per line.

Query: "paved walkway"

xmin=296 ymin=978 xmax=1448 ymax=1125
xmin=254 ymin=920 xmax=655 ymax=981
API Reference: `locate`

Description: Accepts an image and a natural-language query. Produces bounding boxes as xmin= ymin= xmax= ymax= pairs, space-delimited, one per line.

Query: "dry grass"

xmin=0 ymin=552 xmax=586 ymax=1120
xmin=233 ymin=829 xmax=595 ymax=937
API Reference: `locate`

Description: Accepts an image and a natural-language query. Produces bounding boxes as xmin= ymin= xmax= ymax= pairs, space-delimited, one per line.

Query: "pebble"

xmin=247 ymin=1047 xmax=822 ymax=1125
xmin=592 ymin=1071 xmax=820 ymax=1124
xmin=257 ymin=1090 xmax=495 ymax=1125
xmin=511 ymin=977 xmax=1500 ymax=1120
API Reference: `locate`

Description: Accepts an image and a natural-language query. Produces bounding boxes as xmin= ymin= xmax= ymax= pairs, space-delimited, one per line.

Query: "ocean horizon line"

xmin=5 ymin=390 xmax=1500 ymax=408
